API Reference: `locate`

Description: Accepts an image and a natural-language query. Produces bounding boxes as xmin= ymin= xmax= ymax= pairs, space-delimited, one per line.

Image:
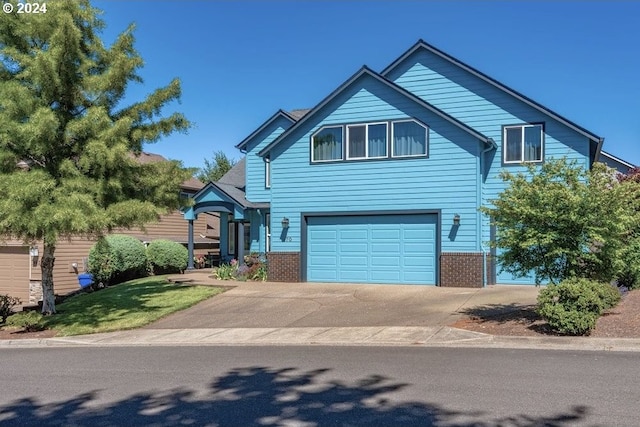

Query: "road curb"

xmin=2 ymin=326 xmax=640 ymax=352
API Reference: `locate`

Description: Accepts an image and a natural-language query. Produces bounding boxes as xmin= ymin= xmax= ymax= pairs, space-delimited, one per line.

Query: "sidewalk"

xmin=3 ymin=272 xmax=640 ymax=352
xmin=3 ymin=325 xmax=638 ymax=352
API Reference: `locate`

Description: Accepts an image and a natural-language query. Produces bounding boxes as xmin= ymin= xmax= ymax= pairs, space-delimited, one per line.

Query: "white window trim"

xmin=503 ymin=124 xmax=544 ymax=164
xmin=346 ymin=122 xmax=388 ymax=160
xmin=264 ymin=157 xmax=271 ymax=188
xmin=391 ymin=119 xmax=428 ymax=158
xmin=311 ymin=126 xmax=344 ymax=163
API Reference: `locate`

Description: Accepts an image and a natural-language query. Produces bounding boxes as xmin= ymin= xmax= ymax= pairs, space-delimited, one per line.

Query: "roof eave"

xmin=382 ymin=39 xmax=602 ymax=143
xmin=259 ymin=66 xmax=492 ymax=157
xmin=235 ymin=109 xmax=296 ymax=151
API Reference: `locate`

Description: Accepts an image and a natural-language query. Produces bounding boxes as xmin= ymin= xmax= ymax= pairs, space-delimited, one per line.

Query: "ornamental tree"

xmin=0 ymin=0 xmax=191 ymax=314
xmin=197 ymin=150 xmax=237 ymax=183
xmin=481 ymin=158 xmax=634 ymax=285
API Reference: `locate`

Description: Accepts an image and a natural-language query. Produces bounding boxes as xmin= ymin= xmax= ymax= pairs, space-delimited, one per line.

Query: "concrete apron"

xmin=148 ymin=276 xmax=541 ymax=329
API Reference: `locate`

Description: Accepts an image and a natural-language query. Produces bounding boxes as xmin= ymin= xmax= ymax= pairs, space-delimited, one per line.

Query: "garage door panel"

xmin=341 ymin=256 xmax=368 ymax=267
xmin=341 ymin=270 xmax=369 ymax=281
xmin=404 ymin=271 xmax=434 ymax=283
xmin=309 ymin=255 xmax=337 ymax=267
xmin=340 ymin=229 xmax=368 ymax=240
xmin=371 ymin=269 xmax=402 ymax=282
xmin=373 ymin=243 xmax=399 ymax=253
xmin=309 ymin=243 xmax=338 ymax=253
xmin=341 ymin=243 xmax=368 ymax=253
xmin=371 ymin=229 xmax=401 ymax=240
xmin=307 ymin=214 xmax=437 ymax=285
xmin=403 ymin=256 xmax=429 ymax=267
xmin=371 ymin=256 xmax=400 ymax=267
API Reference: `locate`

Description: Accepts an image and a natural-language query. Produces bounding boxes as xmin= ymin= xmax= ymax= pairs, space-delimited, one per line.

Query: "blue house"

xmin=184 ymin=40 xmax=631 ymax=287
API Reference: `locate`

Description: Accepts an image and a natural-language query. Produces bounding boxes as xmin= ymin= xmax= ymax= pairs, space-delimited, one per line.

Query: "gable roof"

xmin=258 ymin=66 xmax=493 ymax=157
xmin=128 ymin=151 xmax=205 ymax=191
xmin=600 ymin=150 xmax=636 ymax=170
xmin=217 ymin=157 xmax=245 ymax=188
xmin=288 ymin=109 xmax=311 ymax=120
xmin=235 ymin=110 xmax=297 ymax=151
xmin=382 ymin=39 xmax=604 ymax=149
xmin=195 ymin=156 xmax=267 ymax=210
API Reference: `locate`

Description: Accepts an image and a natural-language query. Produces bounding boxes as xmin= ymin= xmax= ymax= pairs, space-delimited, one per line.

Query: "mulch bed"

xmin=452 ymin=289 xmax=640 ymax=338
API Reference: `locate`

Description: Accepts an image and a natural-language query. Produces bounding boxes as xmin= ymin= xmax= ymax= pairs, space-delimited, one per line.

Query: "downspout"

xmin=593 ymin=137 xmax=605 ymax=165
xmin=479 ymin=138 xmax=497 ymax=287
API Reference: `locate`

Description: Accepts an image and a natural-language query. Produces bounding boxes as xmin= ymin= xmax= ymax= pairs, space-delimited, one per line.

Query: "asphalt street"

xmin=1 ymin=345 xmax=638 ymax=426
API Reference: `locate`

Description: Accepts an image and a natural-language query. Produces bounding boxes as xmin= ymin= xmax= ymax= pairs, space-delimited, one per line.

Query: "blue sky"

xmin=94 ymin=1 xmax=640 ymax=170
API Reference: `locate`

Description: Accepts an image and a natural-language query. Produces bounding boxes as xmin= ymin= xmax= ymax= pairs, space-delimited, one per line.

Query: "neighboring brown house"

xmin=0 ymin=152 xmax=219 ymax=304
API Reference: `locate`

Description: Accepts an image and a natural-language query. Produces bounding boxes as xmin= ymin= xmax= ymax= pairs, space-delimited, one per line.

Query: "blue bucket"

xmin=78 ymin=273 xmax=94 ymax=288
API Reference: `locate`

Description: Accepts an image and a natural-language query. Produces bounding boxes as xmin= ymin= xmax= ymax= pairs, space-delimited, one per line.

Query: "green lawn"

xmin=39 ymin=276 xmax=223 ymax=336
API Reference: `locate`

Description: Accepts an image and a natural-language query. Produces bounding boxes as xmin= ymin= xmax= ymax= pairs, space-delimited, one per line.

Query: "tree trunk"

xmin=40 ymin=243 xmax=56 ymax=315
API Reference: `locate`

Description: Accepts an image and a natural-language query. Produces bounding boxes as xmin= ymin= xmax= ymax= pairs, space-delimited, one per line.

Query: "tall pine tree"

xmin=0 ymin=0 xmax=191 ymax=313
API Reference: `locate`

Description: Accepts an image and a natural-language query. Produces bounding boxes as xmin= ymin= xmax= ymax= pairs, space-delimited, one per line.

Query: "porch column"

xmin=237 ymin=221 xmax=245 ymax=264
xmin=187 ymin=219 xmax=194 ymax=270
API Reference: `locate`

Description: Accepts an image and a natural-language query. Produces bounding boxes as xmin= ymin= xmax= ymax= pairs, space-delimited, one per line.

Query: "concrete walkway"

xmin=3 ymin=272 xmax=640 ymax=352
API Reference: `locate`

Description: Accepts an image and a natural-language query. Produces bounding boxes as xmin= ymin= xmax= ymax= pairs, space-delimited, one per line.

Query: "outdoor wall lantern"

xmin=281 ymin=217 xmax=290 ymax=229
xmin=453 ymin=214 xmax=461 ymax=226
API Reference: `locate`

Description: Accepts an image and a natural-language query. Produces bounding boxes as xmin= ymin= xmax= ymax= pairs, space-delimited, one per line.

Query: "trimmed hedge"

xmin=146 ymin=239 xmax=188 ymax=274
xmin=537 ymin=278 xmax=621 ymax=335
xmin=88 ymin=235 xmax=148 ymax=285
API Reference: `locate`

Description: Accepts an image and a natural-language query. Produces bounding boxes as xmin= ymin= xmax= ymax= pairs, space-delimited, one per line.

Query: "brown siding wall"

xmin=440 ymin=252 xmax=484 ymax=288
xmin=2 ymin=210 xmax=219 ymax=302
xmin=50 ymin=237 xmax=96 ymax=296
xmin=0 ymin=246 xmax=30 ymax=303
xmin=115 ymin=211 xmax=217 ymax=241
xmin=267 ymin=252 xmax=301 ymax=282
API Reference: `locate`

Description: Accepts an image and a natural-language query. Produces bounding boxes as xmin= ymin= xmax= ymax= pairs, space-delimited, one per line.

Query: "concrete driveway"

xmin=148 ymin=273 xmax=540 ymax=330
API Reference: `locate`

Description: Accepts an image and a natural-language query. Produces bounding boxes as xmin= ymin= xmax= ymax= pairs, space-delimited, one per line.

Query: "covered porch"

xmin=183 ymin=181 xmax=269 ymax=270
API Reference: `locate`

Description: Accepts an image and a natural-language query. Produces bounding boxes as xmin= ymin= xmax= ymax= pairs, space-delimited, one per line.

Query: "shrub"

xmin=213 ymin=261 xmax=237 ymax=280
xmin=213 ymin=253 xmax=268 ymax=281
xmin=88 ymin=235 xmax=148 ymax=286
xmin=0 ymin=294 xmax=21 ymax=323
xmin=537 ymin=278 xmax=621 ymax=335
xmin=5 ymin=311 xmax=45 ymax=332
xmin=617 ymin=236 xmax=640 ymax=290
xmin=244 ymin=253 xmax=268 ymax=281
xmin=146 ymin=239 xmax=188 ymax=274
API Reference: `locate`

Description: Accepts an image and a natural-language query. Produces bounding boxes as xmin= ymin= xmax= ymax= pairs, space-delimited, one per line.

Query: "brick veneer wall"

xmin=440 ymin=252 xmax=485 ymax=288
xmin=267 ymin=252 xmax=301 ymax=282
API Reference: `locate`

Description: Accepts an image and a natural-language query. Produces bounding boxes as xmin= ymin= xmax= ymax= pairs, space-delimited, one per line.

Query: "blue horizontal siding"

xmin=386 ymin=49 xmax=592 ymax=285
xmin=269 ymin=73 xmax=481 ymax=254
xmin=245 ymin=116 xmax=292 ymax=202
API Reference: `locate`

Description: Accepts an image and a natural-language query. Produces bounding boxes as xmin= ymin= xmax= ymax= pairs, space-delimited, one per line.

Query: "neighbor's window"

xmin=392 ymin=120 xmax=428 ymax=157
xmin=503 ymin=124 xmax=543 ymax=163
xmin=347 ymin=123 xmax=387 ymax=159
xmin=312 ymin=126 xmax=343 ymax=162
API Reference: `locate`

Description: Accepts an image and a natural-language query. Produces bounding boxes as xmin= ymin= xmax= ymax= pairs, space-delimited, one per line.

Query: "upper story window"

xmin=347 ymin=123 xmax=387 ymax=159
xmin=312 ymin=126 xmax=343 ymax=162
xmin=264 ymin=156 xmax=271 ymax=188
xmin=392 ymin=120 xmax=428 ymax=157
xmin=503 ymin=124 xmax=544 ymax=164
xmin=311 ymin=119 xmax=428 ymax=163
